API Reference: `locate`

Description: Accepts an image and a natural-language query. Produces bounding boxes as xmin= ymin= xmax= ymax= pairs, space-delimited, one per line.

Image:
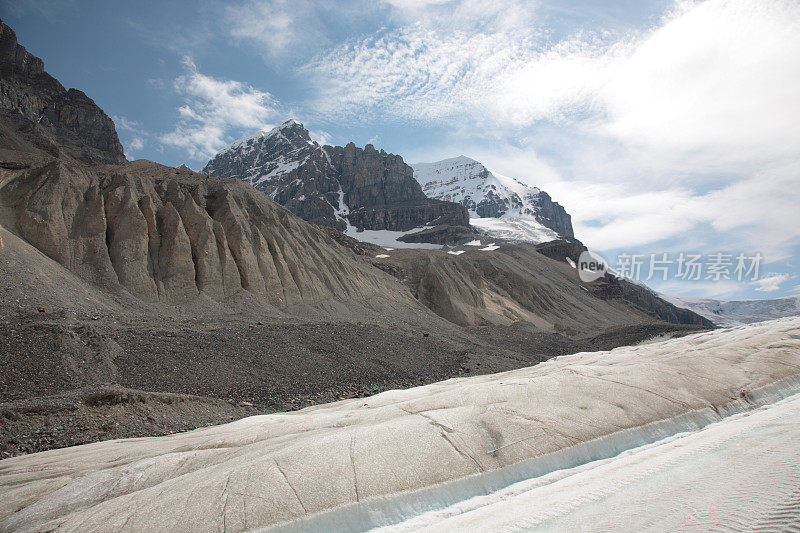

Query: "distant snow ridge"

xmin=662 ymin=294 xmax=800 ymax=327
xmin=412 ymin=156 xmax=574 ymax=243
xmin=412 ymin=156 xmax=540 ymax=217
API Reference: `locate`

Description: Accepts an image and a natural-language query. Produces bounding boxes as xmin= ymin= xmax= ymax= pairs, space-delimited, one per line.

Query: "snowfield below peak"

xmin=470 ymin=216 xmax=558 ymax=243
xmin=344 ymin=225 xmax=443 ymax=249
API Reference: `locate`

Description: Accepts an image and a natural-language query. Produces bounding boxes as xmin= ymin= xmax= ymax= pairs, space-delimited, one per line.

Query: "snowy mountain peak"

xmin=411 ymin=157 xmax=572 ymax=242
xmin=203 ymin=119 xmax=326 ymax=188
xmin=203 ymin=127 xmax=469 ymax=238
xmin=218 ymin=120 xmax=312 ymax=156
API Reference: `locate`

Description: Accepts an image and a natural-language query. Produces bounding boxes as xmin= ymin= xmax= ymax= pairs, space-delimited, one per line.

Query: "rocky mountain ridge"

xmin=412 ymin=156 xmax=574 ymax=242
xmin=202 ymin=121 xmax=469 ymax=235
xmin=0 ymin=18 xmax=125 ymax=165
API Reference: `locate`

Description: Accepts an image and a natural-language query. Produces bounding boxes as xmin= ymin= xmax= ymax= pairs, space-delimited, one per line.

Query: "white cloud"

xmin=309 ymin=129 xmax=333 ymax=146
xmin=302 ymin=0 xmax=615 ymax=123
xmin=303 ymin=24 xmax=596 ymax=123
xmin=224 ymin=0 xmax=311 ymax=61
xmin=159 ymin=58 xmax=281 ymax=160
xmin=493 ymin=153 xmax=800 ymax=259
xmin=223 ymin=0 xmax=381 ymax=62
xmin=698 ymin=163 xmax=800 ymax=260
xmin=753 ymin=273 xmax=791 ymax=293
xmin=303 ymin=0 xmax=800 ymax=177
xmin=111 ymin=115 xmax=141 ymax=133
xmin=305 ymin=0 xmax=800 ymax=169
xmin=655 ymin=279 xmax=743 ymax=300
xmin=600 ymin=0 xmax=800 ymax=169
xmin=128 ymin=137 xmax=145 ymax=151
xmin=541 ymin=181 xmax=702 ymax=250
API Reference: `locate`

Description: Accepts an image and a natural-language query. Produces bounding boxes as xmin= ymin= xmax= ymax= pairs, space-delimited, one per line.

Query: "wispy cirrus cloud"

xmin=222 ymin=0 xmax=385 ymax=63
xmin=305 ymin=0 xmax=800 ymax=171
xmin=753 ymin=273 xmax=792 ymax=293
xmin=301 ymin=5 xmax=608 ymax=124
xmin=158 ymin=58 xmax=282 ymax=160
xmin=301 ymin=0 xmax=619 ymax=124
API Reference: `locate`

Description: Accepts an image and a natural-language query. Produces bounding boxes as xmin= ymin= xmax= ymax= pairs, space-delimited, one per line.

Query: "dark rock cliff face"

xmin=203 ymin=121 xmax=469 ymax=233
xmin=327 ymin=142 xmax=425 ymax=209
xmin=0 ymin=19 xmax=125 ymax=165
xmin=474 ymin=189 xmax=510 ymax=218
xmin=534 ymin=239 xmax=585 ymax=263
xmin=532 ymin=191 xmax=574 ymax=240
xmin=346 ymin=199 xmax=469 ymax=232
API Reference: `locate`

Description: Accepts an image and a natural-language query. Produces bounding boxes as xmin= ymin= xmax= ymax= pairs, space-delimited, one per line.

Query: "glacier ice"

xmin=379 ymin=389 xmax=800 ymax=531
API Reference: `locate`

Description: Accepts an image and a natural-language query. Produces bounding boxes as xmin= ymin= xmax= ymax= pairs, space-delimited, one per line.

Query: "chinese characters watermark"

xmin=613 ymin=252 xmax=763 ymax=282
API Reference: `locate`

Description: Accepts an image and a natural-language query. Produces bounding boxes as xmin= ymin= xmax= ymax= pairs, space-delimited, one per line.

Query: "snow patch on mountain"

xmin=412 ymin=156 xmax=571 ymax=243
xmin=344 ymin=225 xmax=442 ymax=250
xmin=470 ymin=217 xmax=558 ymax=243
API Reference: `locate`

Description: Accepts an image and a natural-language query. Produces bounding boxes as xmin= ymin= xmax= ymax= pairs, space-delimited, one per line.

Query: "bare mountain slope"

xmin=364 ymin=243 xmax=711 ymax=330
xmin=1 ymin=157 xmax=419 ymax=317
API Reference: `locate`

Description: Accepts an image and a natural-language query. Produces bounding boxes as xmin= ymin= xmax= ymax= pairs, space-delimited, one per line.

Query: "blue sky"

xmin=2 ymin=0 xmax=799 ymax=300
